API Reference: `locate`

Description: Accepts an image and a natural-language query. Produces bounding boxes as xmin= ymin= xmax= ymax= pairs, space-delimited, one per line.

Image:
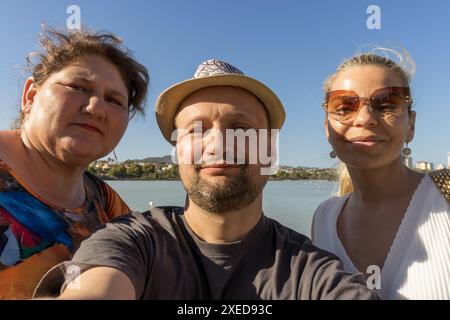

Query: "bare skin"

xmin=45 ymin=267 xmax=135 ymax=300
xmin=176 ymin=86 xmax=270 ymax=243
xmin=320 ymin=65 xmax=423 ymax=273
xmin=0 ymin=55 xmax=129 ymax=209
xmin=56 ymin=86 xmax=273 ymax=299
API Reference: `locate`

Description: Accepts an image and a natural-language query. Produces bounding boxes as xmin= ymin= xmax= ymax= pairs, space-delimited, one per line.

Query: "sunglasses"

xmin=323 ymin=87 xmax=412 ymax=124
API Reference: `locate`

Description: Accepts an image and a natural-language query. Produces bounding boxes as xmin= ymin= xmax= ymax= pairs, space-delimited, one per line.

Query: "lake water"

xmin=107 ymin=180 xmax=338 ymax=238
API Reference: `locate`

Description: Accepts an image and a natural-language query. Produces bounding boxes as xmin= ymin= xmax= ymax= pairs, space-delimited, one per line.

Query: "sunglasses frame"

xmin=322 ymin=86 xmax=413 ymax=123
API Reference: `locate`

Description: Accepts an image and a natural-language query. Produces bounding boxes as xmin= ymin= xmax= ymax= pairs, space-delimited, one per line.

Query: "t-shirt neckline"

xmin=179 ymin=211 xmax=268 ymax=258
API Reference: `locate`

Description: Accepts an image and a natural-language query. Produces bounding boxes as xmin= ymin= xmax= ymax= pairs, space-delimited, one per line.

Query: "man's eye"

xmin=189 ymin=128 xmax=205 ymax=134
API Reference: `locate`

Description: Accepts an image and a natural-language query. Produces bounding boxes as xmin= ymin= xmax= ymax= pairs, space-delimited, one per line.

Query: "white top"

xmin=313 ymin=174 xmax=450 ymax=300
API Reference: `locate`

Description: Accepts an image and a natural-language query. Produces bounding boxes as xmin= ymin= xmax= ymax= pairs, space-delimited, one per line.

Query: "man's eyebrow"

xmin=175 ymin=110 xmax=263 ymax=126
xmin=230 ymin=111 xmax=253 ymax=118
xmin=227 ymin=111 xmax=263 ymax=124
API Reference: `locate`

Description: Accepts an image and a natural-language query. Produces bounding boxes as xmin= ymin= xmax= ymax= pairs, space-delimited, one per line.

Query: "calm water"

xmin=108 ymin=180 xmax=337 ymax=237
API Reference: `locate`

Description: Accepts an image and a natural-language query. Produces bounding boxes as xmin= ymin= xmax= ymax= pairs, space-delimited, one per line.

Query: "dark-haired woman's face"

xmin=325 ymin=65 xmax=416 ymax=170
xmin=22 ymin=54 xmax=129 ymax=165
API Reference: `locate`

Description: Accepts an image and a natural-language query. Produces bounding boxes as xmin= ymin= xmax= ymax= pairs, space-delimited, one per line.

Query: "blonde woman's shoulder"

xmin=315 ymin=193 xmax=349 ymax=215
xmin=311 ymin=194 xmax=350 ymax=242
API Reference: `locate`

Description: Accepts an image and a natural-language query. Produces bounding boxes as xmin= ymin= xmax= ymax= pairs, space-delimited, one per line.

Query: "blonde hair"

xmin=324 ymin=47 xmax=415 ymax=196
xmin=337 ymin=162 xmax=353 ymax=196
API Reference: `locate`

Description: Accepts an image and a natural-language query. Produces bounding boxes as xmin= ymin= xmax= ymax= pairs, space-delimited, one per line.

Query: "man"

xmin=34 ymin=60 xmax=378 ymax=300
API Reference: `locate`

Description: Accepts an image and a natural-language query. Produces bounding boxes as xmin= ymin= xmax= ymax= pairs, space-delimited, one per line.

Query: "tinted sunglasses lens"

xmin=328 ymin=95 xmax=359 ymax=119
xmin=371 ymin=93 xmax=405 ymax=115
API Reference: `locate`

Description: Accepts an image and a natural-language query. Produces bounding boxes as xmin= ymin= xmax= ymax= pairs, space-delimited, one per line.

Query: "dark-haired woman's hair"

xmin=16 ymin=26 xmax=149 ymax=127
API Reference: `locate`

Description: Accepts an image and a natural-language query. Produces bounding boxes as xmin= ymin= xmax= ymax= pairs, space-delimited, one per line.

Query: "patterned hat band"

xmin=193 ymin=59 xmax=244 ymax=78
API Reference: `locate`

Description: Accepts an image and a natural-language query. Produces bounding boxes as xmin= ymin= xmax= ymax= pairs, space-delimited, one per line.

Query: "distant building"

xmin=416 ymin=161 xmax=434 ymax=171
xmin=448 ymin=152 xmax=450 ymax=169
xmin=162 ymin=164 xmax=174 ymax=171
xmin=404 ymin=157 xmax=413 ymax=168
xmin=436 ymin=164 xmax=445 ymax=170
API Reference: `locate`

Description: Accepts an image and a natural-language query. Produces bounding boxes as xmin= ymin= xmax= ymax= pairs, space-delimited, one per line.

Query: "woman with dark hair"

xmin=0 ymin=27 xmax=149 ymax=299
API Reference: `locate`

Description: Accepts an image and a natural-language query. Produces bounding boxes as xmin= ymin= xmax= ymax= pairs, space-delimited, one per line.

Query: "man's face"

xmin=174 ymin=86 xmax=271 ymax=213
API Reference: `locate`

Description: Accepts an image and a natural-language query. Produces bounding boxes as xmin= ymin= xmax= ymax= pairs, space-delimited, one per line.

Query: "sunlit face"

xmin=22 ymin=55 xmax=130 ymax=165
xmin=325 ymin=65 xmax=415 ymax=169
xmin=175 ymin=86 xmax=271 ymax=213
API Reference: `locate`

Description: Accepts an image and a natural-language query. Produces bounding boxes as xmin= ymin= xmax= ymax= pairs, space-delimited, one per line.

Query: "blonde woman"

xmin=312 ymin=49 xmax=450 ymax=299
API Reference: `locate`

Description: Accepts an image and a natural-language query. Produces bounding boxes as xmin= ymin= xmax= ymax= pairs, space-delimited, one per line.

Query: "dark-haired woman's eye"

xmin=106 ymin=96 xmax=126 ymax=109
xmin=67 ymin=83 xmax=88 ymax=93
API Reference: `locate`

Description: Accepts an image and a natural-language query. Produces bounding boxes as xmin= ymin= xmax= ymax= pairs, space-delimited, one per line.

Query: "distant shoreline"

xmin=100 ymin=177 xmax=338 ymax=182
xmin=89 ymin=158 xmax=339 ymax=182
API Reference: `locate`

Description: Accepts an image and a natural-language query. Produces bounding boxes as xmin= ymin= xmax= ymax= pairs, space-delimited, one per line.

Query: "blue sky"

xmin=0 ymin=0 xmax=448 ymax=168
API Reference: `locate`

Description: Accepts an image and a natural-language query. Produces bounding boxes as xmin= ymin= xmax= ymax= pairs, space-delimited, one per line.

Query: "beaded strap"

xmin=429 ymin=168 xmax=450 ymax=203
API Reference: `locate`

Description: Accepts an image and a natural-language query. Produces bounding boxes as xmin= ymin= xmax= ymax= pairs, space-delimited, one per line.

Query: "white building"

xmin=404 ymin=157 xmax=413 ymax=168
xmin=416 ymin=161 xmax=434 ymax=171
xmin=448 ymin=152 xmax=450 ymax=169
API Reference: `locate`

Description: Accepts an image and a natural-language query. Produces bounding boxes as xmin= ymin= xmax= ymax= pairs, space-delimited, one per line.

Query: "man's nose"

xmin=203 ymin=127 xmax=226 ymax=155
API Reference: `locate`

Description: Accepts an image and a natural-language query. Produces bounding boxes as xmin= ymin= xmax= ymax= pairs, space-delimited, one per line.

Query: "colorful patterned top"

xmin=0 ymin=160 xmax=130 ymax=299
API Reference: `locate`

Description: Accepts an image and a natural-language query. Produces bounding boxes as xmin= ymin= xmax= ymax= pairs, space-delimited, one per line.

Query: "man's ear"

xmin=22 ymin=77 xmax=37 ymax=114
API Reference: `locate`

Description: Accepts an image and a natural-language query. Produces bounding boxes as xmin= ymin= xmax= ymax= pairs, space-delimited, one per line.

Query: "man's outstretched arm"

xmin=58 ymin=266 xmax=136 ymax=300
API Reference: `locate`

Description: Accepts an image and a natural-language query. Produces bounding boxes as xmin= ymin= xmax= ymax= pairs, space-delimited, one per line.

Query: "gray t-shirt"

xmin=35 ymin=207 xmax=378 ymax=300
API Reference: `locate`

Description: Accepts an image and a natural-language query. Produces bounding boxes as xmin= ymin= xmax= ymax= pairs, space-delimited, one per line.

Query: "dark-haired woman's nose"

xmin=83 ymin=95 xmax=107 ymax=120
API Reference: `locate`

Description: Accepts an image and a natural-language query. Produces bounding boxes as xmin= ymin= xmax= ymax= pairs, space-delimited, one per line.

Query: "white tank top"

xmin=313 ymin=174 xmax=450 ymax=299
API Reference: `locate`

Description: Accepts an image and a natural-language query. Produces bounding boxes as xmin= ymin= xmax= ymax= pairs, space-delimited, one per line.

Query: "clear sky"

xmin=0 ymin=0 xmax=448 ymax=168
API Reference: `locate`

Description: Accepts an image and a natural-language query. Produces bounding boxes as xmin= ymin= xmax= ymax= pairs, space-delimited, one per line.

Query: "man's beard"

xmin=184 ymin=166 xmax=266 ymax=213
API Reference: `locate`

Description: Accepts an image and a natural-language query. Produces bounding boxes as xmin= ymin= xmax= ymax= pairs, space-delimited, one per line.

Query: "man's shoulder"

xmin=316 ymin=195 xmax=347 ymax=212
xmin=138 ymin=206 xmax=182 ymax=221
xmin=265 ymin=216 xmax=311 ymax=244
xmin=105 ymin=206 xmax=185 ymax=236
xmin=264 ymin=216 xmax=341 ymax=262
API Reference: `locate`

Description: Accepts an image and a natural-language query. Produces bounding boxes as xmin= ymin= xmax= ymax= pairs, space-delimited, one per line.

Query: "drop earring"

xmin=329 ymin=150 xmax=337 ymax=159
xmin=402 ymin=141 xmax=412 ymax=157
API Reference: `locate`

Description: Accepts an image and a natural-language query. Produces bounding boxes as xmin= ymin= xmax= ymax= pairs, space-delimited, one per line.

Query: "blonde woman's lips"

xmin=348 ymin=136 xmax=386 ymax=147
xmin=351 ymin=141 xmax=384 ymax=147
